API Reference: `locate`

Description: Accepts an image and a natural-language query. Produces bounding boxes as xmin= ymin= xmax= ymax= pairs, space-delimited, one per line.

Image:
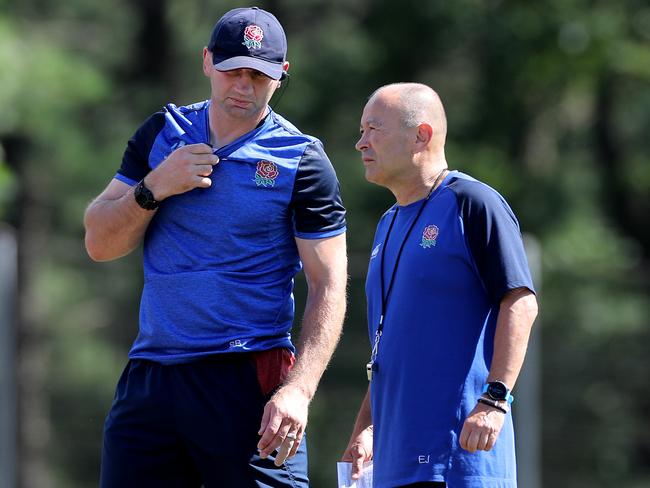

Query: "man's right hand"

xmin=145 ymin=143 xmax=219 ymax=201
xmin=341 ymin=425 xmax=373 ymax=480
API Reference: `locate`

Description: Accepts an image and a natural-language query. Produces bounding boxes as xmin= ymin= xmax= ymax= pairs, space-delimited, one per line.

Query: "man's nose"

xmin=234 ymin=73 xmax=254 ymax=91
xmin=355 ymin=135 xmax=367 ymax=152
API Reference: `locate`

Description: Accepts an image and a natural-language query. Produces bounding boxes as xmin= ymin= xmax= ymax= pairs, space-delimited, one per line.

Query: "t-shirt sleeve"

xmin=290 ymin=141 xmax=347 ymax=239
xmin=114 ymin=111 xmax=166 ymax=186
xmin=455 ymin=181 xmax=535 ymax=303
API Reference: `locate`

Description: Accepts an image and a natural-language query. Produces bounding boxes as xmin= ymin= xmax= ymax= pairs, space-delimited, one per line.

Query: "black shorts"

xmin=100 ymin=353 xmax=308 ymax=487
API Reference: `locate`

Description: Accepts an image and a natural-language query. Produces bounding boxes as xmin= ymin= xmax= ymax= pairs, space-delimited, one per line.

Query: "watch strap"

xmin=482 ymin=381 xmax=515 ymax=404
xmin=477 ymin=397 xmax=508 ymax=414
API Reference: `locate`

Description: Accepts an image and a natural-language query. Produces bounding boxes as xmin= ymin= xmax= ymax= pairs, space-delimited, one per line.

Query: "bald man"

xmin=341 ymin=83 xmax=538 ymax=488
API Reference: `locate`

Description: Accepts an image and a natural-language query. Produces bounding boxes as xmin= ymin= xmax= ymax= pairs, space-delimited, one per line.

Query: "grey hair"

xmin=371 ymin=83 xmax=447 ymax=138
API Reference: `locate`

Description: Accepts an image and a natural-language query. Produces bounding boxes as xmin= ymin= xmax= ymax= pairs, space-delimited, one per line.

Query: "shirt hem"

xmin=294 ymin=226 xmax=346 ymax=240
xmin=128 ymin=338 xmax=295 ymax=365
xmin=114 ymin=173 xmax=138 ymax=186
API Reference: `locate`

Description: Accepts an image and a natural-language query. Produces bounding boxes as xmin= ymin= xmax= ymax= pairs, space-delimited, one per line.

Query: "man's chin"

xmin=364 ymin=170 xmax=382 ymax=186
xmin=223 ymin=104 xmax=259 ymax=119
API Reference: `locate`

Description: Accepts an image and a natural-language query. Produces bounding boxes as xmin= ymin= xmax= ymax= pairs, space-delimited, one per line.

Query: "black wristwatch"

xmin=134 ymin=179 xmax=160 ymax=210
xmin=482 ymin=381 xmax=514 ymax=404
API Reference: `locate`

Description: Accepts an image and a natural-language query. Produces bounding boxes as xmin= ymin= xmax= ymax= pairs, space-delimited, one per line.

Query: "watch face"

xmin=488 ymin=382 xmax=508 ymax=400
xmin=135 ymin=181 xmax=159 ymax=210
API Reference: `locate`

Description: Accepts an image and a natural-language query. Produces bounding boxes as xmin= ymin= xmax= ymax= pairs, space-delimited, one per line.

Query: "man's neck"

xmin=209 ymin=104 xmax=269 ymax=149
xmin=392 ymin=164 xmax=448 ymax=206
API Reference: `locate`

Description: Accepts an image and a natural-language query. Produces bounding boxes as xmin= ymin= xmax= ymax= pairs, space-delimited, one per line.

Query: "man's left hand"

xmin=257 ymin=384 xmax=309 ymax=465
xmin=459 ymin=403 xmax=506 ymax=452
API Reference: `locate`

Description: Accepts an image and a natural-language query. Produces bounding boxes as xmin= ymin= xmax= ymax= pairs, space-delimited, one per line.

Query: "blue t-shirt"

xmin=115 ymin=101 xmax=346 ymax=364
xmin=366 ymin=171 xmax=534 ymax=488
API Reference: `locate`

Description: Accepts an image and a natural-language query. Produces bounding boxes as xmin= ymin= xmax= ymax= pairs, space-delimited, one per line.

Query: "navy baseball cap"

xmin=208 ymin=7 xmax=287 ymax=80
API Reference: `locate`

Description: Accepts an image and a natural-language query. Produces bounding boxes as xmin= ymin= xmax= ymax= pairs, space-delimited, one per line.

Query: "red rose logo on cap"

xmin=243 ymin=24 xmax=264 ymax=50
xmin=420 ymin=224 xmax=439 ymax=248
xmin=254 ymin=160 xmax=279 ymax=187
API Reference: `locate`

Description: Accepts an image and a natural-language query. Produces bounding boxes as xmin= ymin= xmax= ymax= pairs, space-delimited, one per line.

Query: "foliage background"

xmin=1 ymin=0 xmax=649 ymax=486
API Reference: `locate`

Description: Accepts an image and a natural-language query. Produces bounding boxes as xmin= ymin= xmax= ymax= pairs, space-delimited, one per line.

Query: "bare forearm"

xmin=84 ymin=185 xmax=155 ymax=261
xmin=351 ymin=387 xmax=372 ymax=436
xmin=284 ymin=278 xmax=347 ymax=400
xmin=342 ymin=386 xmax=373 ymax=472
xmin=257 ymin=234 xmax=347 ymax=460
xmin=488 ymin=288 xmax=538 ymax=388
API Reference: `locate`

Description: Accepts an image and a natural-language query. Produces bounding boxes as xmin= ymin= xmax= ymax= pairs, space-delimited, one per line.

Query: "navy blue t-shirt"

xmin=366 ymin=171 xmax=534 ymax=487
xmin=115 ymin=101 xmax=346 ymax=363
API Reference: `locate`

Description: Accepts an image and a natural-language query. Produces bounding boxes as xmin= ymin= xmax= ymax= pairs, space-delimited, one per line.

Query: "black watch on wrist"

xmin=482 ymin=381 xmax=514 ymax=404
xmin=134 ymin=179 xmax=160 ymax=210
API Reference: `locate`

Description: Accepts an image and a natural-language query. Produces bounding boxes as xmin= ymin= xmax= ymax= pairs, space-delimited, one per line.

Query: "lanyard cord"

xmin=369 ymin=169 xmax=448 ymax=372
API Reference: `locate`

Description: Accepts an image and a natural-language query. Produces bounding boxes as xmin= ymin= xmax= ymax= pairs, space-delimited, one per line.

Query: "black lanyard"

xmin=367 ymin=169 xmax=448 ymax=381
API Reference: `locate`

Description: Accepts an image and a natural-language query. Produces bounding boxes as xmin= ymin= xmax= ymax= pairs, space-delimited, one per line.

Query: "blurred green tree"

xmin=1 ymin=0 xmax=648 ymax=487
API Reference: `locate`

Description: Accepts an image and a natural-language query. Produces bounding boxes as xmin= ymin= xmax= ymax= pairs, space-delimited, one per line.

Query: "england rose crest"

xmin=254 ymin=160 xmax=279 ymax=187
xmin=242 ymin=24 xmax=264 ymax=50
xmin=420 ymin=224 xmax=439 ymax=248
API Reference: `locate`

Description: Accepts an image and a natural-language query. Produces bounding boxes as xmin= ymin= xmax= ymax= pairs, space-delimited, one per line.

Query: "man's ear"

xmin=202 ymin=47 xmax=213 ymax=77
xmin=278 ymin=61 xmax=290 ymax=84
xmin=415 ymin=123 xmax=433 ymax=148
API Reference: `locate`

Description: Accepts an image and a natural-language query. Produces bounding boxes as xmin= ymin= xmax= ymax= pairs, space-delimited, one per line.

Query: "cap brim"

xmin=214 ymin=56 xmax=284 ymax=80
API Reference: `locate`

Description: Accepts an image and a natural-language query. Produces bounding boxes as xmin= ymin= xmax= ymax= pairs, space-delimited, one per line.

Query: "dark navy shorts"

xmin=100 ymin=352 xmax=309 ymax=487
xmin=399 ymin=483 xmax=446 ymax=487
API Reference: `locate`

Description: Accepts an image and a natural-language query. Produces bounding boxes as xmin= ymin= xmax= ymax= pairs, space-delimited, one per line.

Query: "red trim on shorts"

xmin=252 ymin=348 xmax=295 ymax=396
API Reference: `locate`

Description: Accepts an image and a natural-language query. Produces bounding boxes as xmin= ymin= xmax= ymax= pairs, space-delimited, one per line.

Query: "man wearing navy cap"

xmin=85 ymin=7 xmax=347 ymax=487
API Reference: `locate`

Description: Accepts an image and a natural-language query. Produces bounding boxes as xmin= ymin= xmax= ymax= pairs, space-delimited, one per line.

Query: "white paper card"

xmin=337 ymin=461 xmax=373 ymax=488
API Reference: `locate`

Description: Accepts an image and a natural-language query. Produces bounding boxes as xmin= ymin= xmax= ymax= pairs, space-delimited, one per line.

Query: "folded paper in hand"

xmin=337 ymin=461 xmax=373 ymax=488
